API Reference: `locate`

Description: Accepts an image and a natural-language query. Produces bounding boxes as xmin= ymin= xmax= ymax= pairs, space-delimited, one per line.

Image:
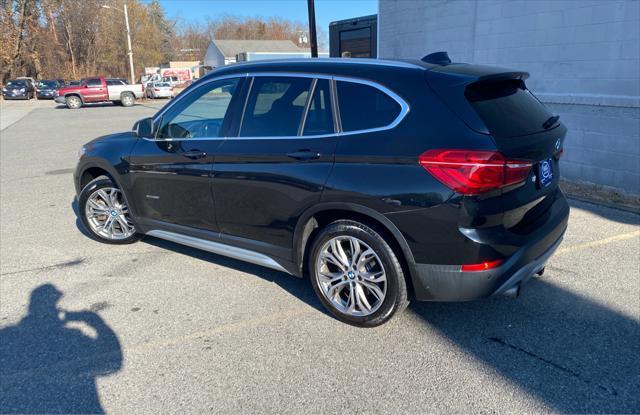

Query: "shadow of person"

xmin=0 ymin=284 xmax=122 ymax=414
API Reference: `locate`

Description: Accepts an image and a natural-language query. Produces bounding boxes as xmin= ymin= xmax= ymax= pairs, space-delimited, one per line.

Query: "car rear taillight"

xmin=419 ymin=149 xmax=533 ymax=195
xmin=460 ymin=260 xmax=503 ymax=272
xmin=154 ymin=88 xmax=160 ymax=92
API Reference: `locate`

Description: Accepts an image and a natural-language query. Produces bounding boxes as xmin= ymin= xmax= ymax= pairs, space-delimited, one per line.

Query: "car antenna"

xmin=421 ymin=51 xmax=452 ymax=65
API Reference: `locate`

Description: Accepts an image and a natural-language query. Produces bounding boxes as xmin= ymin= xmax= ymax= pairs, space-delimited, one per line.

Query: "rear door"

xmin=127 ymin=77 xmax=245 ymax=231
xmin=212 ymin=75 xmax=337 ymax=253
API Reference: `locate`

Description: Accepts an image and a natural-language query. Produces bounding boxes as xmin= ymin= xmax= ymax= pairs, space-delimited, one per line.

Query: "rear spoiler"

xmin=425 ymin=64 xmax=530 ymax=135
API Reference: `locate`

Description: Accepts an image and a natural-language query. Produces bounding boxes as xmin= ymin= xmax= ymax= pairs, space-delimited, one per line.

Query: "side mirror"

xmin=133 ymin=117 xmax=155 ymax=138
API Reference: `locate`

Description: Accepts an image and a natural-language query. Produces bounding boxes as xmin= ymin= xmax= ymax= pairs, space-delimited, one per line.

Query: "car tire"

xmin=308 ymin=220 xmax=409 ymax=327
xmin=120 ymin=92 xmax=135 ymax=107
xmin=78 ymin=176 xmax=140 ymax=245
xmin=66 ymin=95 xmax=82 ymax=109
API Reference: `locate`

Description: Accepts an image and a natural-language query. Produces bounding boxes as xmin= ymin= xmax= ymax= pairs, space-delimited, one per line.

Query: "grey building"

xmin=379 ymin=0 xmax=639 ymax=195
xmin=203 ymin=40 xmax=309 ymax=68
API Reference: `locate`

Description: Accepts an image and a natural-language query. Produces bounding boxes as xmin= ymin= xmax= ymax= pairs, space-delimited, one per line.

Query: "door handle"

xmin=287 ymin=149 xmax=321 ymax=161
xmin=183 ymin=150 xmax=207 ymax=160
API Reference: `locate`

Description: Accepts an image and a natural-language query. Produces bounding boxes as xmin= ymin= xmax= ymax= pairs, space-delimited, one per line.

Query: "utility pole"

xmin=306 ymin=0 xmax=318 ymax=57
xmin=102 ymin=3 xmax=135 ymax=84
xmin=123 ymin=3 xmax=135 ymax=84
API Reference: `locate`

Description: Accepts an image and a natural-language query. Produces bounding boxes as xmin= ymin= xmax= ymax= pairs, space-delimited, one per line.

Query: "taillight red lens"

xmin=419 ymin=149 xmax=532 ymax=195
xmin=461 ymin=260 xmax=503 ymax=272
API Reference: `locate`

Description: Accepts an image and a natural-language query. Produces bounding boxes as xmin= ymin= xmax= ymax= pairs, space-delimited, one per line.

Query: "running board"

xmin=146 ymin=230 xmax=289 ymax=274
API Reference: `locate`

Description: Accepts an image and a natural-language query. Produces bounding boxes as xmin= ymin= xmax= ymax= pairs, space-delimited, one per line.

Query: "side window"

xmin=86 ymin=78 xmax=102 ymax=87
xmin=106 ymin=80 xmax=117 ymax=86
xmin=240 ymin=76 xmax=312 ymax=137
xmin=303 ymin=79 xmax=334 ymax=136
xmin=157 ymin=78 xmax=239 ymax=139
xmin=336 ymin=81 xmax=401 ymax=132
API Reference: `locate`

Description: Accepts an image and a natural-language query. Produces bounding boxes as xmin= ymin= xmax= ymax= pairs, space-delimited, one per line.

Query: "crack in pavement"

xmin=488 ymin=336 xmax=618 ymax=397
xmin=0 ymin=259 xmax=85 ymax=276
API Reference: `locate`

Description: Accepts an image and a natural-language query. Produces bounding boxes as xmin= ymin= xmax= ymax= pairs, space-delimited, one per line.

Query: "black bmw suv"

xmin=74 ymin=54 xmax=569 ymax=326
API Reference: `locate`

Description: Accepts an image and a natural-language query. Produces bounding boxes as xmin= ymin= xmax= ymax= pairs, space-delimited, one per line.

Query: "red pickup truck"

xmin=55 ymin=76 xmax=144 ymax=109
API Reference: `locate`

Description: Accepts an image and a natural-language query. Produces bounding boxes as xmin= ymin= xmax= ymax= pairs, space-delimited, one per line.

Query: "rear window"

xmin=465 ymin=79 xmax=553 ymax=138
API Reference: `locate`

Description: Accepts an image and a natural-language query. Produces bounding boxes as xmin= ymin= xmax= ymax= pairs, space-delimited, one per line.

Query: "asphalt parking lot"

xmin=1 ymin=99 xmax=639 ymax=413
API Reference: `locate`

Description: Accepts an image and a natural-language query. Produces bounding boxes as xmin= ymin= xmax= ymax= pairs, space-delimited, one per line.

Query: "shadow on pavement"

xmin=569 ymin=198 xmax=640 ymax=226
xmin=0 ymin=284 xmax=122 ymax=414
xmin=143 ymin=236 xmax=327 ymax=315
xmin=411 ymin=278 xmax=640 ymax=413
xmin=71 ymin=198 xmax=95 ymax=240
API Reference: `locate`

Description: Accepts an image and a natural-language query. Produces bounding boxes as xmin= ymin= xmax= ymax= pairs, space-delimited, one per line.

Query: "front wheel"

xmin=78 ymin=177 xmax=139 ymax=244
xmin=66 ymin=95 xmax=82 ymax=109
xmin=309 ymin=220 xmax=409 ymax=327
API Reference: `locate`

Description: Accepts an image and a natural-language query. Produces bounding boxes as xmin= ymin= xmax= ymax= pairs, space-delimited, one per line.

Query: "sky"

xmin=156 ymin=0 xmax=377 ymax=41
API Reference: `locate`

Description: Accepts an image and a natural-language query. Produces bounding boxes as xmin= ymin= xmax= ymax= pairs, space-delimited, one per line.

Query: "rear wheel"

xmin=309 ymin=220 xmax=408 ymax=327
xmin=120 ymin=92 xmax=134 ymax=107
xmin=66 ymin=95 xmax=82 ymax=109
xmin=78 ymin=177 xmax=139 ymax=244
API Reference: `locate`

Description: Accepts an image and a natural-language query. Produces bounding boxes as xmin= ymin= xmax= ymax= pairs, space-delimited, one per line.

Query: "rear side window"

xmin=303 ymin=79 xmax=334 ymax=136
xmin=241 ymin=76 xmax=312 ymax=137
xmin=336 ymin=81 xmax=401 ymax=132
xmin=466 ymin=79 xmax=553 ymax=138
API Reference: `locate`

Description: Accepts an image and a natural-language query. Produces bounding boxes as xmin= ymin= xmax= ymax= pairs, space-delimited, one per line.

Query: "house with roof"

xmin=203 ymin=39 xmax=318 ymax=68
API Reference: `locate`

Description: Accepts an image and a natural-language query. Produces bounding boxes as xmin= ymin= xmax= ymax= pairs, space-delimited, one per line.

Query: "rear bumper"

xmin=411 ymin=192 xmax=569 ymax=301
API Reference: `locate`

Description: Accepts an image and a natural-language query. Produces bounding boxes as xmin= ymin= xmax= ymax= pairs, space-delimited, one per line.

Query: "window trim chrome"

xmin=148 ymin=71 xmax=410 ymax=142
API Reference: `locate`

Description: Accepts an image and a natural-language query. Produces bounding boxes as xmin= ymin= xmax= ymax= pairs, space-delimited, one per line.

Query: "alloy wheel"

xmin=84 ymin=187 xmax=135 ymax=240
xmin=315 ymin=236 xmax=387 ymax=316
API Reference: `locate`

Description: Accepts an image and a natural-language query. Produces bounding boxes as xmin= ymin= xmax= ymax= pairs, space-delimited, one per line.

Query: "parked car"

xmin=2 ymin=79 xmax=35 ymax=100
xmin=55 ymin=76 xmax=144 ymax=109
xmin=16 ymin=76 xmax=36 ymax=89
xmin=36 ymin=80 xmax=61 ymax=99
xmin=145 ymin=82 xmax=173 ymax=99
xmin=74 ymin=55 xmax=569 ymax=326
xmin=56 ymin=79 xmax=66 ymax=87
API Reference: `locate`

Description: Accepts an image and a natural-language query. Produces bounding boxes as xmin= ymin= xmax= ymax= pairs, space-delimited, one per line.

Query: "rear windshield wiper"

xmin=542 ymin=115 xmax=560 ymax=130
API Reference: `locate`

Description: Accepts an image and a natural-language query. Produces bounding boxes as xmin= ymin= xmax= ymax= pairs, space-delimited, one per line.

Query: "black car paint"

xmin=75 ymin=58 xmax=569 ymax=301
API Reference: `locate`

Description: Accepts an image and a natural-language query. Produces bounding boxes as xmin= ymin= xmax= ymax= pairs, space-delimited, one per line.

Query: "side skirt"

xmin=145 ymin=229 xmax=294 ymax=275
